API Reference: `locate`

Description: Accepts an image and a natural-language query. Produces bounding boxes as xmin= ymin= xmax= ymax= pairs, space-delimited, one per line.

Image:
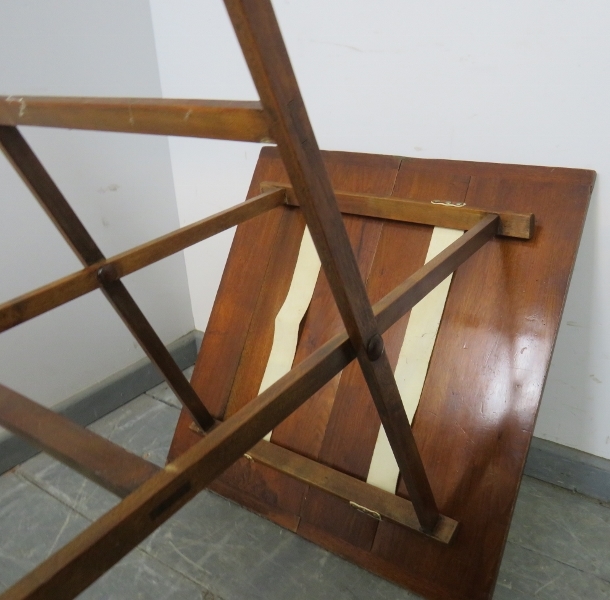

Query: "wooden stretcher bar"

xmin=0 ymin=385 xmax=160 ymax=498
xmin=0 ymin=214 xmax=496 ymax=600
xmin=0 ymin=96 xmax=272 ymax=143
xmin=245 ymin=439 xmax=458 ymax=543
xmin=0 ymin=187 xmax=286 ymax=334
xmin=263 ymin=182 xmax=534 ymax=239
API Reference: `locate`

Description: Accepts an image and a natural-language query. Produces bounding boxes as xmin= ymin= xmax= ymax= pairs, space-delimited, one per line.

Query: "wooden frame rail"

xmin=0 ymin=187 xmax=286 ymax=334
xmin=245 ymin=440 xmax=458 ymax=544
xmin=0 ymin=96 xmax=272 ymax=143
xmin=262 ymin=182 xmax=535 ymax=239
xmin=0 ymin=213 xmax=497 ymax=600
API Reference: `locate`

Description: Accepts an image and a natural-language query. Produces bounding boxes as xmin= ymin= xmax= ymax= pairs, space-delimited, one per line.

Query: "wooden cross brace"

xmin=0 ymin=1 xmax=534 ymax=598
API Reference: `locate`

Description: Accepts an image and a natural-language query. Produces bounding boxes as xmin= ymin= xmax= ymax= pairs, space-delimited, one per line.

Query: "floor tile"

xmin=495 ymin=541 xmax=610 ymax=600
xmin=141 ymin=489 xmax=420 ymax=600
xmin=508 ymin=476 xmax=610 ymax=582
xmin=80 ymin=547 xmax=210 ymax=600
xmin=146 ymin=366 xmax=195 ymax=409
xmin=17 ymin=394 xmax=179 ymax=520
xmin=18 ymin=453 xmax=119 ymax=522
xmin=89 ymin=393 xmax=180 ymax=467
xmin=0 ymin=472 xmax=89 ymax=591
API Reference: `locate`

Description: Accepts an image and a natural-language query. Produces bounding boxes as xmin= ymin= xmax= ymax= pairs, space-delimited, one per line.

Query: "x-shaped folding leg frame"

xmin=0 ymin=2 xmax=533 ymax=598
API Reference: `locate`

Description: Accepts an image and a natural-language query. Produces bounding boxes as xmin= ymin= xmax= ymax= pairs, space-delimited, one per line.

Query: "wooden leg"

xmin=0 ymin=125 xmax=215 ymax=431
xmin=224 ymin=0 xmax=440 ymax=530
xmin=0 ymin=385 xmax=159 ymax=497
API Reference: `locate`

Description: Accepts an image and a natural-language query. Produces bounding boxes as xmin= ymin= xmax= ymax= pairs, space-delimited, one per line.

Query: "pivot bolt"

xmin=366 ymin=333 xmax=385 ymax=361
xmin=97 ymin=263 xmax=119 ymax=284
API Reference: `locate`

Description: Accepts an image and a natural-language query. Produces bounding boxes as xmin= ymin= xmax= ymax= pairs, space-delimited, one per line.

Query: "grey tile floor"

xmin=1 ymin=366 xmax=609 ymax=599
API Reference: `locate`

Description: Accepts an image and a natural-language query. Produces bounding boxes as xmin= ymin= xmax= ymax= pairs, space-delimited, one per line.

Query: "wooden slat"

xmin=0 ymin=214 xmax=496 ymax=600
xmin=0 ymin=126 xmax=215 ymax=431
xmin=263 ymin=182 xmax=535 ymax=239
xmin=223 ymin=208 xmax=307 ymax=417
xmin=0 ymin=188 xmax=286 ymax=334
xmin=300 ymin=171 xmax=469 ymax=550
xmin=270 ymin=215 xmax=383 ymax=458
xmin=187 ymin=154 xmax=300 ymax=420
xmin=169 ymin=158 xmax=296 ymax=461
xmin=224 ymin=0 xmax=439 ymax=532
xmin=246 ymin=440 xmax=458 ymax=544
xmin=375 ymin=214 xmax=497 ymax=332
xmin=0 ymin=385 xmax=159 ymax=498
xmin=0 ymin=96 xmax=272 ymax=142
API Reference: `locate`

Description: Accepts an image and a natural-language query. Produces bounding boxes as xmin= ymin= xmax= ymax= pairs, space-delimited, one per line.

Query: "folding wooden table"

xmin=0 ymin=1 xmax=594 ymax=599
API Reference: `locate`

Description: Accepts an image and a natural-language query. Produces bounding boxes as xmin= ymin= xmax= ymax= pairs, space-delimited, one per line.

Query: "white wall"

xmin=153 ymin=1 xmax=608 ymax=460
xmin=0 ymin=0 xmax=194 ymax=408
xmin=150 ymin=0 xmax=262 ymax=333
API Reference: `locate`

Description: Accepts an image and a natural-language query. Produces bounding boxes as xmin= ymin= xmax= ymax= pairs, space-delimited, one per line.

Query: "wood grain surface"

xmin=170 ymin=147 xmax=594 ymax=600
xmin=0 ymin=96 xmax=271 ymax=142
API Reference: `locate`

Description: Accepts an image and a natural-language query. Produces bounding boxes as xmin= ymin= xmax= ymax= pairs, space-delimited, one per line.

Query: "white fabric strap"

xmin=260 ymin=226 xmax=321 ymax=441
xmin=366 ymin=227 xmax=463 ymax=493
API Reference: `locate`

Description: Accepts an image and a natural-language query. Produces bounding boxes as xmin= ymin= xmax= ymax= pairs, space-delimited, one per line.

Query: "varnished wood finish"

xmin=0 ymin=385 xmax=159 ymax=497
xmin=263 ymin=182 xmax=534 ymax=239
xmin=314 ymin=155 xmax=593 ymax=600
xmin=246 ymin=439 xmax=458 ymax=544
xmin=0 ymin=188 xmax=285 ymax=334
xmin=0 ymin=97 xmax=271 ymax=142
xmin=0 ymin=126 xmax=215 ymax=431
xmin=0 ymin=0 xmax=594 ymax=595
xmin=224 ymin=0 xmax=439 ymax=531
xmin=366 ymin=160 xmax=593 ymax=599
xmin=171 ymin=149 xmax=593 ymax=600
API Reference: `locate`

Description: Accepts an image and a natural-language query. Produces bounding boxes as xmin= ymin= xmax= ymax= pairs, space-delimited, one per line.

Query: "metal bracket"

xmin=350 ymin=501 xmax=382 ymax=520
